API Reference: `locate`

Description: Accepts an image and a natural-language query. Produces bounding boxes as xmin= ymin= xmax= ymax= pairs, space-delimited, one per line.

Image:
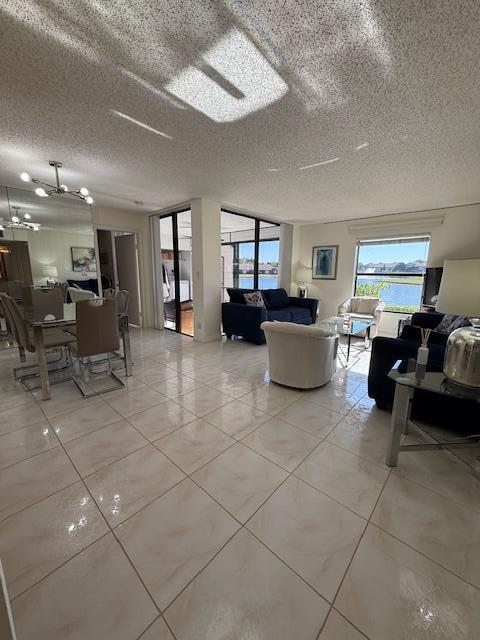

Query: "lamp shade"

xmin=296 ymin=267 xmax=312 ymax=283
xmin=41 ymin=265 xmax=58 ymax=278
xmin=435 ymin=259 xmax=480 ymax=317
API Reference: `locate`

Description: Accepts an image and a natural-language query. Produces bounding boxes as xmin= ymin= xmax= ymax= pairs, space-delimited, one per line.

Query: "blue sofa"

xmin=222 ymin=288 xmax=318 ymax=344
xmin=368 ymin=312 xmax=480 ymax=426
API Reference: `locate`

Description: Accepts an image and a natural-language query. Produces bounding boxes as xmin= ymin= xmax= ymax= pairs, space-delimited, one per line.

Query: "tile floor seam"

xmin=0 ymin=441 xmax=63 ymax=472
xmin=55 ymin=416 xmax=143 ymax=447
xmin=390 ymin=460 xmax=480 ymax=515
xmin=366 ymin=520 xmax=480 ymax=593
xmin=315 ymin=464 xmax=393 ymax=639
xmin=322 ymin=435 xmax=391 ymax=469
xmin=289 ymin=474 xmax=370 ymax=523
xmin=144 ymin=514 xmax=242 ymax=615
xmin=244 ymin=519 xmax=337 ymax=608
xmin=133 ymin=614 xmax=179 ymax=640
xmin=105 ymin=473 xmax=187 ymax=531
xmin=391 ymin=468 xmax=480 ymax=515
xmin=9 ymin=529 xmax=112 ymax=602
xmin=40 ymin=398 xmax=166 ymax=617
xmin=0 ymin=473 xmax=81 ymax=525
xmin=325 ymin=607 xmax=371 ymax=640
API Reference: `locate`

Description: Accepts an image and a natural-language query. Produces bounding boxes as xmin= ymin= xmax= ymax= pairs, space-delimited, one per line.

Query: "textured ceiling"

xmin=1 ymin=0 xmax=480 ymax=223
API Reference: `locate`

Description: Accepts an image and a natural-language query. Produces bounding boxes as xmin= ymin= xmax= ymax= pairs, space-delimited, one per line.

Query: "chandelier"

xmin=20 ymin=161 xmax=94 ymax=204
xmin=0 ymin=207 xmax=40 ymax=232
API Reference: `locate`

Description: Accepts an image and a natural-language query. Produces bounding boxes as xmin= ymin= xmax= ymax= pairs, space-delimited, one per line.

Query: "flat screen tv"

xmin=422 ymin=267 xmax=443 ymax=307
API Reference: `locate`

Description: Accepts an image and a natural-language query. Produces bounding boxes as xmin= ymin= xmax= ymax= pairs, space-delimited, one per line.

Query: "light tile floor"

xmin=0 ymin=329 xmax=479 ymax=639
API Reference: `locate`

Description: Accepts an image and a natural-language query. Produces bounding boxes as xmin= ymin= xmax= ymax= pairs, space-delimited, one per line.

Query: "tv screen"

xmin=422 ymin=267 xmax=443 ymax=306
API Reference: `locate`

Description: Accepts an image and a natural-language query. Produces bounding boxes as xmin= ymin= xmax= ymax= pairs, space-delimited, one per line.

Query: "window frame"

xmin=353 ymin=236 xmax=430 ymax=314
xmin=221 ymin=208 xmax=280 ymax=292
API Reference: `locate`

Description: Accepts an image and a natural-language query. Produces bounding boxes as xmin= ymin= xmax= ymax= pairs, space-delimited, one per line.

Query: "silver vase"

xmin=443 ymin=319 xmax=480 ymax=388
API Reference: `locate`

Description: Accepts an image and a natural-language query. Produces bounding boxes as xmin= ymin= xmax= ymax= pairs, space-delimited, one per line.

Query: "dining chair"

xmin=0 ymin=292 xmax=76 ymax=383
xmin=103 ymin=288 xmax=130 ymax=315
xmin=69 ymin=298 xmax=125 ymax=397
xmin=22 ymin=286 xmax=64 ymax=323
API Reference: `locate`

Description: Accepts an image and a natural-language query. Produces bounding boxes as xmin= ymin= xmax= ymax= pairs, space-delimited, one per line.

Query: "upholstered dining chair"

xmin=0 ymin=292 xmax=75 ymax=383
xmin=103 ymin=288 xmax=130 ymax=315
xmin=69 ymin=298 xmax=125 ymax=397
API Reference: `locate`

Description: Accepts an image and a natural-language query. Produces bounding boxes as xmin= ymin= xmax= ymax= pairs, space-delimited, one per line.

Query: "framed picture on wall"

xmin=312 ymin=245 xmax=338 ymax=280
xmin=71 ymin=247 xmax=96 ymax=273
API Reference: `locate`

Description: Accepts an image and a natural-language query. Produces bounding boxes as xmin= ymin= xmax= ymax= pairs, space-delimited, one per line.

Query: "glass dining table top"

xmin=22 ymin=303 xmax=126 ymax=328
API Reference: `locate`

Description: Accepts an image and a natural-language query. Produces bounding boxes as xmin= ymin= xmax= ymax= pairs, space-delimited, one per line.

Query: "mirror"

xmin=0 ymin=185 xmax=95 ymax=296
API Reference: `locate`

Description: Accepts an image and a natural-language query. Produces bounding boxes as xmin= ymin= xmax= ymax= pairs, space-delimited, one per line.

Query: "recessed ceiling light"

xmin=110 ymin=110 xmax=173 ymax=140
xmin=299 ymin=157 xmax=339 ymax=170
xmin=267 ymin=168 xmax=281 ymax=172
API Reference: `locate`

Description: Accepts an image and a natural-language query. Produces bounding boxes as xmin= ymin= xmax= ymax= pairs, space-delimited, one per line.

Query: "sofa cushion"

xmin=244 ymin=291 xmax=265 ymax=307
xmin=267 ymin=308 xmax=291 ymax=322
xmin=227 ymin=288 xmax=253 ymax=304
xmin=262 ymin=288 xmax=290 ymax=309
xmin=288 ymin=306 xmax=311 ymax=324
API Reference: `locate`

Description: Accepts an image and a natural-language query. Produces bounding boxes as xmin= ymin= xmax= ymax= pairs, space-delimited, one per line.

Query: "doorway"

xmin=159 ymin=210 xmax=194 ymax=336
xmin=96 ymin=228 xmax=142 ymax=325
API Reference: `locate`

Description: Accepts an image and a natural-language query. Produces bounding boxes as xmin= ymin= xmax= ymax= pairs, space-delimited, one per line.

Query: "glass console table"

xmin=386 ymin=360 xmax=480 ymax=475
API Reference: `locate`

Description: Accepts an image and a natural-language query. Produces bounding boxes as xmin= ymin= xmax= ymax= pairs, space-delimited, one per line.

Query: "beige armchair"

xmin=338 ymin=296 xmax=385 ymax=326
xmin=261 ymin=321 xmax=337 ymax=389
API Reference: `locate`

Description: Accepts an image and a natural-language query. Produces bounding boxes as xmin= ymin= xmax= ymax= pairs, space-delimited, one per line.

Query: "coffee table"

xmin=319 ymin=317 xmax=373 ymax=365
xmin=338 ymin=319 xmax=373 ymax=363
xmin=386 ymin=359 xmax=480 ymax=475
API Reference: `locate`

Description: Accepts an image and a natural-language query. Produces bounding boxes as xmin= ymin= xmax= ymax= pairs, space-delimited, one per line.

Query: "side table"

xmin=385 ymin=359 xmax=480 ymax=476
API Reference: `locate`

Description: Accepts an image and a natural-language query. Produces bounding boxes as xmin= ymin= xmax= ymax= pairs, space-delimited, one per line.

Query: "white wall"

xmin=91 ymin=206 xmax=153 ymax=327
xmin=292 ymin=204 xmax=480 ymax=330
xmin=13 ymin=228 xmax=96 ymax=285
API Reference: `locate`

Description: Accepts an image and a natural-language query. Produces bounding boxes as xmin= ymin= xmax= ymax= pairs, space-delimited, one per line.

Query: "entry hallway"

xmin=0 ymin=329 xmax=479 ymax=639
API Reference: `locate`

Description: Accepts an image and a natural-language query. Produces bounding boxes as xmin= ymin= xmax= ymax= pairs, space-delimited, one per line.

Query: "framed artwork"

xmin=312 ymin=245 xmax=338 ymax=280
xmin=71 ymin=246 xmax=96 ymax=273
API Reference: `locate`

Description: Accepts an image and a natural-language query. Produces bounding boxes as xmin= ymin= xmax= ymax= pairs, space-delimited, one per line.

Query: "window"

xmin=354 ymin=236 xmax=430 ymax=312
xmin=220 ymin=210 xmax=280 ymax=301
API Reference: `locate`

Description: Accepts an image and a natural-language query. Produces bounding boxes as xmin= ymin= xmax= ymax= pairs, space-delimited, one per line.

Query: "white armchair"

xmin=338 ymin=296 xmax=385 ymax=326
xmin=261 ymin=321 xmax=337 ymax=389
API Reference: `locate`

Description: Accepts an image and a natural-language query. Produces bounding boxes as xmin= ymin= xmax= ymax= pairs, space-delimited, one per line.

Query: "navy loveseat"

xmin=368 ymin=312 xmax=480 ymax=426
xmin=222 ymin=288 xmax=318 ymax=344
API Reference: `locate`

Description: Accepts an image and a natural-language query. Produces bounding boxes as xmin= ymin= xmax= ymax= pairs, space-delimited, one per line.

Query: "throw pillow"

xmin=244 ymin=291 xmax=265 ymax=307
xmin=435 ymin=314 xmax=470 ymax=334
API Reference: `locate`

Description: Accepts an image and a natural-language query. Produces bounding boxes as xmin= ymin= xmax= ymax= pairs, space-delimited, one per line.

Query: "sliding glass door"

xmin=220 ymin=210 xmax=280 ymax=301
xmin=159 ymin=210 xmax=194 ymax=336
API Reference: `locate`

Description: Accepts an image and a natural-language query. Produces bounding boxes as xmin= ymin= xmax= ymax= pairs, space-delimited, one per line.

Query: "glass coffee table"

xmin=318 ymin=317 xmax=374 ymax=365
xmin=339 ymin=319 xmax=374 ymax=363
xmin=386 ymin=359 xmax=480 ymax=475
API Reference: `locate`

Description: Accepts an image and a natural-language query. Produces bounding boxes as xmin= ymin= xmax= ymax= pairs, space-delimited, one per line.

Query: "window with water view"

xmin=355 ymin=237 xmax=430 ymax=312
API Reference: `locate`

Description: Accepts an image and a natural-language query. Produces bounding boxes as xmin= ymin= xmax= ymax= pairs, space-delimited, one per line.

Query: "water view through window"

xmin=355 ymin=237 xmax=430 ymax=312
xmin=221 ymin=211 xmax=280 ymax=300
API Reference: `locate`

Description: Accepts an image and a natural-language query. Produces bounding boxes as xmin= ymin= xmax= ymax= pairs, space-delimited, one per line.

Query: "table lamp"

xmin=41 ymin=265 xmax=58 ymax=284
xmin=435 ymin=258 xmax=480 ymax=388
xmin=296 ymin=266 xmax=312 ymax=298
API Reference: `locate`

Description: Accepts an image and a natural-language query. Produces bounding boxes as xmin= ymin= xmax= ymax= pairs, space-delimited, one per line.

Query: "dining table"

xmin=24 ymin=303 xmax=132 ymax=401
